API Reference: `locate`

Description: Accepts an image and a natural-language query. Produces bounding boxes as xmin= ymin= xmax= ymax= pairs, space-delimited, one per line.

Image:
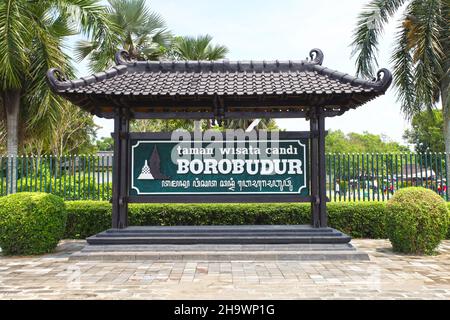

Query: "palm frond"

xmin=206 ymin=44 xmax=229 ymax=60
xmin=351 ymin=0 xmax=407 ymax=78
xmin=391 ymin=17 xmax=417 ymax=118
xmin=175 ymin=34 xmax=228 ymax=61
xmin=74 ymin=0 xmax=172 ymax=70
xmin=57 ymin=0 xmax=123 ymax=72
xmin=409 ymin=0 xmax=444 ymax=109
xmin=26 ymin=30 xmax=71 ymax=127
xmin=0 ymin=0 xmax=31 ymax=90
xmin=74 ymin=39 xmax=98 ymax=62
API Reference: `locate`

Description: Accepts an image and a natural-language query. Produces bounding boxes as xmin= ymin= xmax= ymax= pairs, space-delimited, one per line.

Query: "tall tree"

xmin=351 ymin=0 xmax=449 ymax=174
xmin=76 ymin=0 xmax=172 ymax=72
xmin=136 ymin=34 xmax=230 ymax=131
xmin=47 ymin=103 xmax=99 ymax=155
xmin=325 ymin=130 xmax=409 ymax=154
xmin=130 ymin=119 xmax=195 ymax=132
xmin=0 ymin=0 xmax=119 ymax=191
xmin=403 ymin=110 xmax=444 ymax=153
xmin=96 ymin=137 xmax=114 ymax=151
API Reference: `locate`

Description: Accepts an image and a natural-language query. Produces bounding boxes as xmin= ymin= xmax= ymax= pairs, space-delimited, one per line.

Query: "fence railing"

xmin=326 ymin=152 xmax=448 ymax=201
xmin=0 ymin=155 xmax=112 ymax=200
xmin=0 ymin=153 xmax=448 ymax=201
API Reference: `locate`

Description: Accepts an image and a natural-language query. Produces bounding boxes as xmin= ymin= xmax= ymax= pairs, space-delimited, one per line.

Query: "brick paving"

xmin=0 ymin=239 xmax=449 ymax=299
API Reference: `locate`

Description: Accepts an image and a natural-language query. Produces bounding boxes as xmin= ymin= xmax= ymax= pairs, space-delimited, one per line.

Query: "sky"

xmin=75 ymin=0 xmax=411 ymax=145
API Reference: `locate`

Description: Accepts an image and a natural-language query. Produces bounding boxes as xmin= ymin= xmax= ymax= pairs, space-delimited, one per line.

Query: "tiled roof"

xmin=49 ymin=49 xmax=391 ymax=96
xmin=46 ymin=49 xmax=392 ymax=118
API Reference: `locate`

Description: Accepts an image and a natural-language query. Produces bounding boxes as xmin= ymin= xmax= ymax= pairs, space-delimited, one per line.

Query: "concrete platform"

xmin=71 ymin=225 xmax=369 ymax=261
xmin=86 ymin=225 xmax=352 ymax=245
xmin=69 ymin=243 xmax=369 ymax=261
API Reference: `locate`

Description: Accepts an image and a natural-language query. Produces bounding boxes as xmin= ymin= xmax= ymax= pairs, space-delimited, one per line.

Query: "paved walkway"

xmin=0 ymin=240 xmax=449 ymax=299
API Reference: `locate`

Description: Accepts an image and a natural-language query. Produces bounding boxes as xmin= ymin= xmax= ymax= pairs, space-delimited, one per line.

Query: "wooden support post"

xmin=111 ymin=109 xmax=121 ymax=228
xmin=111 ymin=108 xmax=129 ymax=229
xmin=310 ymin=112 xmax=320 ymax=228
xmin=318 ymin=109 xmax=328 ymax=227
xmin=118 ymin=115 xmax=129 ymax=228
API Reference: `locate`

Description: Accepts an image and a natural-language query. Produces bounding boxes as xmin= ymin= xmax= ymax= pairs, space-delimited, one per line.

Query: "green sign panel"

xmin=130 ymin=137 xmax=308 ymax=196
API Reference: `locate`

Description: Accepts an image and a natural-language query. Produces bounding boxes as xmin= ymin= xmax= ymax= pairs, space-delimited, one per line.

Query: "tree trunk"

xmin=194 ymin=120 xmax=201 ymax=132
xmin=3 ymin=90 xmax=21 ymax=194
xmin=442 ymin=66 xmax=450 ymax=200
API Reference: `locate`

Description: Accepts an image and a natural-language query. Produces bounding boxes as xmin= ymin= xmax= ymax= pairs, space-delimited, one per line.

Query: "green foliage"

xmin=62 ymin=200 xmax=448 ymax=240
xmin=65 ymin=201 xmax=112 ymax=239
xmin=130 ymin=119 xmax=195 ymax=132
xmin=77 ymin=0 xmax=172 ymax=72
xmin=224 ymin=119 xmax=279 ymax=131
xmin=11 ymin=160 xmax=112 ymax=200
xmin=171 ymin=34 xmax=229 ymax=61
xmin=326 ymin=130 xmax=409 ymax=153
xmin=95 ymin=137 xmax=114 ymax=151
xmin=386 ymin=187 xmax=449 ymax=254
xmin=129 ymin=203 xmax=310 ymax=226
xmin=351 ymin=0 xmax=448 ymax=118
xmin=19 ymin=177 xmax=111 ymax=201
xmin=327 ymin=201 xmax=388 ymax=238
xmin=0 ymin=192 xmax=67 ymax=255
xmin=403 ymin=110 xmax=444 ymax=153
xmin=20 ymin=103 xmax=99 ymax=156
xmin=129 ymin=118 xmax=280 ymax=132
xmin=0 ymin=0 xmax=118 ymax=156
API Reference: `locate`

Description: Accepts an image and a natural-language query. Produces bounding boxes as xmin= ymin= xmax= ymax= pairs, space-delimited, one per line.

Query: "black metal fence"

xmin=0 ymin=153 xmax=448 ymax=201
xmin=326 ymin=152 xmax=448 ymax=201
xmin=0 ymin=155 xmax=113 ymax=200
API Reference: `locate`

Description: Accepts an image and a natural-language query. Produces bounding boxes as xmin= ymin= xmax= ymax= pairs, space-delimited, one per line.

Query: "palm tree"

xmin=76 ymin=0 xmax=172 ymax=72
xmin=173 ymin=34 xmax=229 ymax=61
xmin=0 ymin=0 xmax=119 ymax=192
xmin=164 ymin=34 xmax=229 ymax=130
xmin=173 ymin=34 xmax=230 ymax=130
xmin=351 ymin=0 xmax=449 ymax=175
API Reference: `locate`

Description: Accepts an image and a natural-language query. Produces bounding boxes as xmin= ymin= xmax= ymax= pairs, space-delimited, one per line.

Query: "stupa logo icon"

xmin=137 ymin=160 xmax=154 ymax=180
xmin=137 ymin=145 xmax=169 ymax=180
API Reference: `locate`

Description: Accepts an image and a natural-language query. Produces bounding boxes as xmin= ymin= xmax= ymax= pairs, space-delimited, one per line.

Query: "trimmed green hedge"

xmin=327 ymin=201 xmax=388 ymax=238
xmin=386 ymin=187 xmax=449 ymax=255
xmin=0 ymin=193 xmax=67 ymax=255
xmin=64 ymin=200 xmax=450 ymax=239
xmin=65 ymin=201 xmax=111 ymax=239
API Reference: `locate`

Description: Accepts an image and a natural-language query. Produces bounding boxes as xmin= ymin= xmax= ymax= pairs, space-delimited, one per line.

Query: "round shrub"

xmin=0 ymin=192 xmax=67 ymax=255
xmin=386 ymin=187 xmax=449 ymax=255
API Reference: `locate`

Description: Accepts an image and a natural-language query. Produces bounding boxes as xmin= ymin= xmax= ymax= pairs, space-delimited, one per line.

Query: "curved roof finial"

xmin=46 ymin=68 xmax=71 ymax=90
xmin=375 ymin=68 xmax=393 ymax=92
xmin=115 ymin=50 xmax=132 ymax=65
xmin=309 ymin=48 xmax=324 ymax=65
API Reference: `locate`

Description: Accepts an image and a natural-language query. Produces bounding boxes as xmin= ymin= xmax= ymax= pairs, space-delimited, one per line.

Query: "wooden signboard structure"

xmin=47 ymin=48 xmax=392 ymax=231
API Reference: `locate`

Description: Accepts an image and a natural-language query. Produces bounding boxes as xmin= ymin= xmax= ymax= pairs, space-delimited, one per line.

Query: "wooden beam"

xmin=318 ymin=109 xmax=328 ymax=227
xmin=132 ymin=112 xmax=214 ymax=119
xmin=111 ymin=109 xmax=121 ymax=228
xmin=118 ymin=114 xmax=129 ymax=228
xmin=128 ymin=131 xmax=314 ymax=140
xmin=310 ymin=113 xmax=320 ymax=227
xmin=224 ymin=111 xmax=307 ymax=119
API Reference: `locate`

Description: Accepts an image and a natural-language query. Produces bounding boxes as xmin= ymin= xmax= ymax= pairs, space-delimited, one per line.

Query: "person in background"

xmin=335 ymin=180 xmax=340 ymax=198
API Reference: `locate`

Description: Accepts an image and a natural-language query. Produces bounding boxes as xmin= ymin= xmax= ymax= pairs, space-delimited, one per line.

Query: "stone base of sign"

xmin=69 ymin=243 xmax=369 ymax=261
xmin=86 ymin=225 xmax=352 ymax=245
xmin=70 ymin=225 xmax=369 ymax=261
